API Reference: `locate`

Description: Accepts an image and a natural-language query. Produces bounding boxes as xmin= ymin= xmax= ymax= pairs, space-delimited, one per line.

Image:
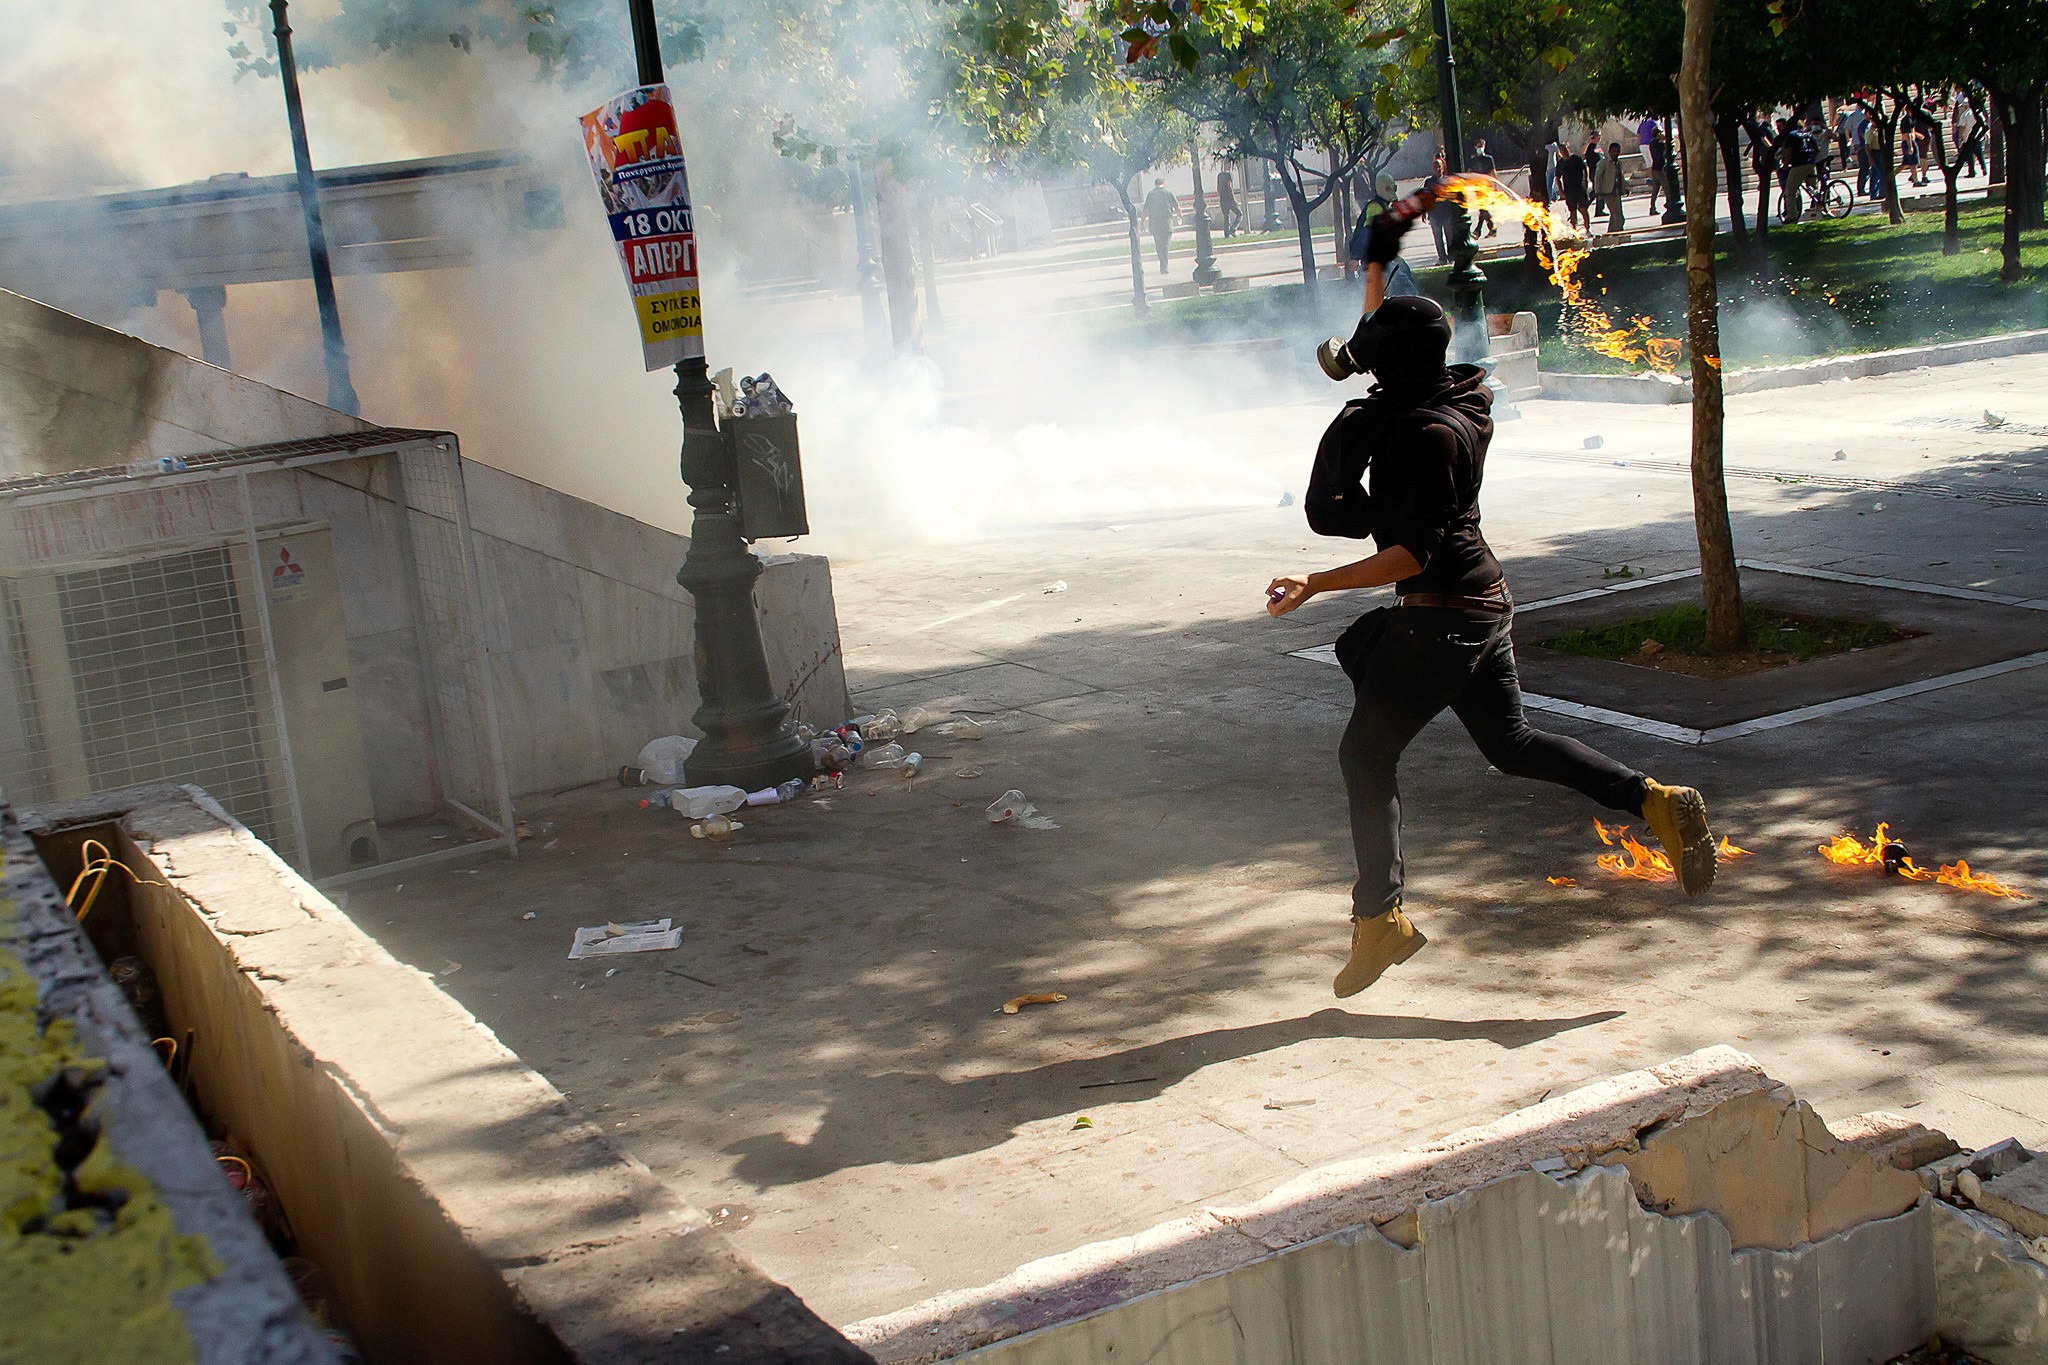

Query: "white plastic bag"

xmin=635 ymin=735 xmax=698 ymax=786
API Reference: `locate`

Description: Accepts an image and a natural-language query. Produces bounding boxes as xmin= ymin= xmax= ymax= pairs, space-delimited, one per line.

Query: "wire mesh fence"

xmin=0 ymin=433 xmax=514 ymax=882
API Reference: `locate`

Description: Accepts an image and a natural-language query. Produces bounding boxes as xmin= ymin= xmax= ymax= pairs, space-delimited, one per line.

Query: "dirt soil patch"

xmin=1538 ymin=602 xmax=1921 ymax=679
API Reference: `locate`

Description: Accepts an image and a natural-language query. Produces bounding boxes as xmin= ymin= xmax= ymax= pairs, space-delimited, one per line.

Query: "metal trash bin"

xmin=728 ymin=413 xmax=808 ymax=540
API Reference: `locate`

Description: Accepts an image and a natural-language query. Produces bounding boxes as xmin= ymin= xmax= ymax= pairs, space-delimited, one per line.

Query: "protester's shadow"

xmin=726 ymin=1005 xmax=1623 ymax=1187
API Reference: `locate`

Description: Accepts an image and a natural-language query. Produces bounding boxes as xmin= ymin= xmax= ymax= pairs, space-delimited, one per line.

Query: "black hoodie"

xmin=1304 ymin=363 xmax=1503 ymax=596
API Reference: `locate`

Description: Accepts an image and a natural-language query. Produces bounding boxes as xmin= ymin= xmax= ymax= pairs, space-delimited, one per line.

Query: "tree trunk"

xmin=1282 ymin=172 xmax=1320 ymax=300
xmin=1337 ymin=150 xmax=1359 ymax=281
xmin=1881 ymin=102 xmax=1905 ymax=225
xmin=1681 ymin=0 xmax=1744 ymax=653
xmin=1743 ymin=118 xmax=1775 ymax=268
xmin=1114 ymin=180 xmax=1148 ymax=311
xmin=874 ymin=163 xmax=922 ymax=354
xmin=1716 ymin=118 xmax=1751 ymax=262
xmin=1990 ymin=88 xmax=2035 ymax=282
xmin=916 ymin=190 xmax=944 ymax=322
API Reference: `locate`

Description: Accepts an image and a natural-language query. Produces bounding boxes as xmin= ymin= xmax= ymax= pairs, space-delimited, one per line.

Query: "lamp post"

xmin=1426 ymin=0 xmax=1487 ymax=363
xmin=1188 ymin=136 xmax=1221 ymax=285
xmin=267 ymin=0 xmax=358 ymax=415
xmin=627 ymin=0 xmax=811 ymax=792
xmin=1662 ymin=115 xmax=1688 ymax=225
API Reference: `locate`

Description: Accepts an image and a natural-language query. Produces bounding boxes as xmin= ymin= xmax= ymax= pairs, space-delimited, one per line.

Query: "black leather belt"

xmin=1399 ymin=582 xmax=1510 ymax=613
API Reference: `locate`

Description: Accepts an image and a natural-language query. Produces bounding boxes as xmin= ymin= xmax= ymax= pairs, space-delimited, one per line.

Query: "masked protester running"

xmin=1271 ymin=209 xmax=1717 ymax=999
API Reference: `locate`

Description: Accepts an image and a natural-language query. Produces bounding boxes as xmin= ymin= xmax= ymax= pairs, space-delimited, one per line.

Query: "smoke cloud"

xmin=0 ymin=2 xmax=1295 ymax=554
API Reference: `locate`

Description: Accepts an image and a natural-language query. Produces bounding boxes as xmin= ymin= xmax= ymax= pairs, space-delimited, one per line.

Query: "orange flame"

xmin=1593 ymin=818 xmax=1674 ymax=881
xmin=1817 ymin=824 xmax=2025 ymax=897
xmin=1436 ymin=174 xmax=1684 ymax=373
xmin=1589 ymin=820 xmax=1752 ymax=882
xmin=1546 ymin=875 xmax=1577 ymax=887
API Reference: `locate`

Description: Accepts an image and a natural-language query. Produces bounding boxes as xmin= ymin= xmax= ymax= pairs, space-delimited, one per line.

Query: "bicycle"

xmin=1780 ymin=155 xmax=1855 ymax=223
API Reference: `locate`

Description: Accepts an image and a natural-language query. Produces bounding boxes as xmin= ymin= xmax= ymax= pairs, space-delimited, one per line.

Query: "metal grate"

xmin=0 ymin=430 xmax=512 ymax=882
xmin=55 ymin=546 xmax=286 ymax=850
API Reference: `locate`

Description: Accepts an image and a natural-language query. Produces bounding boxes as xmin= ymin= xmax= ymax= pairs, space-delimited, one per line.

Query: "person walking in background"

xmin=1423 ymin=151 xmax=1455 ymax=263
xmin=1545 ymin=138 xmax=1563 ymax=201
xmin=1636 ymin=115 xmax=1659 ymax=167
xmin=1594 ymin=141 xmax=1624 ymax=233
xmin=1468 ymin=138 xmax=1498 ymax=237
xmin=1583 ymin=136 xmax=1603 ymax=193
xmin=1955 ymin=100 xmax=1985 ymax=177
xmin=1216 ymin=169 xmax=1243 ymax=237
xmin=1144 ymin=177 xmax=1180 ymax=272
xmin=1902 ymin=119 xmax=1927 ymax=188
xmin=1558 ymin=143 xmax=1589 ymax=232
xmin=1861 ymin=115 xmax=1884 ymax=199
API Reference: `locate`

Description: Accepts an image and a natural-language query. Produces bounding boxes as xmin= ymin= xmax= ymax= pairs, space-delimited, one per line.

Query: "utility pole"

xmin=625 ymin=0 xmax=811 ymax=790
xmin=1427 ymin=0 xmax=1486 ymax=363
xmin=268 ymin=0 xmax=358 ymax=415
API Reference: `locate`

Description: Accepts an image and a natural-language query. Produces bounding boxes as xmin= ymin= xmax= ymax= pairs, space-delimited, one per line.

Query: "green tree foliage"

xmin=1409 ymin=0 xmax=1593 ymax=179
xmin=1162 ymin=0 xmax=1409 ymax=299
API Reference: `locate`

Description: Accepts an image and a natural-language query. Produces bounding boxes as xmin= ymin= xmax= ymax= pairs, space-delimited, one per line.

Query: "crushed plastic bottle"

xmin=900 ymin=705 xmax=939 ymax=735
xmin=860 ymin=742 xmax=907 ymax=769
xmin=777 ymin=778 xmax=807 ymax=803
xmin=862 ymin=709 xmax=902 ymax=742
xmin=902 ymin=752 xmax=923 ymax=778
xmin=671 ymin=785 xmax=748 ymax=819
xmin=639 ymin=789 xmax=678 ymax=811
xmin=986 ymin=790 xmax=1028 ymax=823
xmin=939 ymin=717 xmax=989 ymax=742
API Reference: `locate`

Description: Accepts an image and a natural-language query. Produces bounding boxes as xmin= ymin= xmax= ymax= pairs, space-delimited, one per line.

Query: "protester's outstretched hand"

xmin=1266 ymin=575 xmax=1314 ymax=617
xmin=1364 ymin=212 xmax=1410 ymax=267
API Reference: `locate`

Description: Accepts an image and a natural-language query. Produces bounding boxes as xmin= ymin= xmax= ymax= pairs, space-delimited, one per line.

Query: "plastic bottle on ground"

xmin=987 ymin=790 xmax=1027 ymax=823
xmin=940 ymin=717 xmax=989 ymax=742
xmin=862 ymin=709 xmax=901 ymax=742
xmin=900 ymin=705 xmax=940 ymax=735
xmin=902 ymin=752 xmax=923 ymax=778
xmin=777 ymin=778 xmax=807 ymax=803
xmin=860 ymin=742 xmax=907 ymax=769
xmin=638 ymin=789 xmax=678 ymax=810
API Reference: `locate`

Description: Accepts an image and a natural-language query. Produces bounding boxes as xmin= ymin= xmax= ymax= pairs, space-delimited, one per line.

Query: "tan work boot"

xmin=1642 ymin=779 xmax=1715 ymax=897
xmin=1334 ymin=906 xmax=1427 ymax=998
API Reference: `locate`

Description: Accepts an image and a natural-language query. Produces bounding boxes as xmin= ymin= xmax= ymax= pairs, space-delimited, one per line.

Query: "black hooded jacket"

xmin=1304 ymin=362 xmax=1503 ymax=596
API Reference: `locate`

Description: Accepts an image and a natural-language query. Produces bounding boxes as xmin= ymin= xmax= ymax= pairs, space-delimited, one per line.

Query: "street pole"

xmin=1427 ymin=0 xmax=1487 ymax=363
xmin=1189 ymin=136 xmax=1220 ymax=285
xmin=1662 ymin=115 xmax=1688 ymax=225
xmin=627 ymin=0 xmax=811 ymax=791
xmin=268 ymin=0 xmax=359 ymax=415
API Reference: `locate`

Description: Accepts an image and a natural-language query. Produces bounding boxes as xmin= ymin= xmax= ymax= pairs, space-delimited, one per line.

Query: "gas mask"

xmin=1316 ymin=296 xmax=1453 ymax=385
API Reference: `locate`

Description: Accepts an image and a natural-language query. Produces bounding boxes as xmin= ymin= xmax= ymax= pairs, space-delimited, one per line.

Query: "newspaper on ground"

xmin=569 ymin=917 xmax=683 ymax=960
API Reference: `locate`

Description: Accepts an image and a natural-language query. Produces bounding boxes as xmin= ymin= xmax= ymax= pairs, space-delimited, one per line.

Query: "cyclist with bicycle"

xmin=1777 ymin=116 xmax=1820 ymax=222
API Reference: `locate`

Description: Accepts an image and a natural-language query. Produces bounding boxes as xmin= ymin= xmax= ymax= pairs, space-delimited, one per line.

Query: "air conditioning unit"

xmin=0 ymin=521 xmax=380 ymax=877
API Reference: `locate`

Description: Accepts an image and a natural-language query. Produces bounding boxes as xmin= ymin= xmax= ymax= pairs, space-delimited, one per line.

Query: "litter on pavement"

xmin=569 ymin=918 xmax=683 ymax=960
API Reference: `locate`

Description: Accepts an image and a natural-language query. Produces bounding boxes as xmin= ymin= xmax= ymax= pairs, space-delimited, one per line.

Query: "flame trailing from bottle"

xmin=1590 ymin=819 xmax=1752 ymax=881
xmin=1382 ymin=175 xmax=1684 ymax=373
xmin=1817 ymin=824 xmax=2024 ymax=898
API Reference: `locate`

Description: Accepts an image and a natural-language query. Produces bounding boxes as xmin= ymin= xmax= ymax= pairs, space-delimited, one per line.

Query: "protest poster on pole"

xmin=578 ymin=84 xmax=703 ymax=370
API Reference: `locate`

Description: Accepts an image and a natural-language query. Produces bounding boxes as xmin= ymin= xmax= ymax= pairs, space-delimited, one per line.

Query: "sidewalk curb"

xmin=1540 ymin=327 xmax=2048 ymax=403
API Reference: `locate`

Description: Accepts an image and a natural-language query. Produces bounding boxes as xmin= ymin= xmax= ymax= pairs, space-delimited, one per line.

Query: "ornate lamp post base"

xmin=671 ymin=359 xmax=813 ymax=792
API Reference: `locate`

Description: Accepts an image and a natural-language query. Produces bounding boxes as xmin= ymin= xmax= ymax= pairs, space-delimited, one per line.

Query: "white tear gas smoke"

xmin=0 ymin=3 xmax=1294 ymax=554
xmin=1718 ymin=293 xmax=1850 ymax=366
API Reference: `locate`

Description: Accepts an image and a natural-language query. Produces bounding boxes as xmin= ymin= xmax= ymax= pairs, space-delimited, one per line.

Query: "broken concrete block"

xmin=1613 ymin=1089 xmax=1923 ymax=1250
xmin=1932 ymin=1199 xmax=2048 ymax=1364
xmin=1829 ymin=1109 xmax=1963 ymax=1172
xmin=1975 ymin=1138 xmax=2036 ymax=1180
xmin=1978 ymin=1161 xmax=2048 ymax=1243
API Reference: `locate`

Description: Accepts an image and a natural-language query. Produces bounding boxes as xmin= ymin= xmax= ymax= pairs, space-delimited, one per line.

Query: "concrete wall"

xmin=849 ymin=1049 xmax=1937 ymax=1364
xmin=0 ymin=293 xmax=851 ymax=819
xmin=25 ymin=784 xmax=873 ymax=1365
xmin=0 ymin=288 xmax=365 ymax=475
xmin=1 ymin=801 xmax=331 ymax=1364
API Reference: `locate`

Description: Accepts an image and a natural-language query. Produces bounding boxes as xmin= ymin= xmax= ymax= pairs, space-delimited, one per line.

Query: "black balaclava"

xmin=1340 ymin=295 xmax=1452 ymax=388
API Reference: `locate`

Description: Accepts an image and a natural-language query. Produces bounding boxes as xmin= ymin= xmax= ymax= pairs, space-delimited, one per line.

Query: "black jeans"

xmin=1335 ymin=603 xmax=1649 ymax=919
